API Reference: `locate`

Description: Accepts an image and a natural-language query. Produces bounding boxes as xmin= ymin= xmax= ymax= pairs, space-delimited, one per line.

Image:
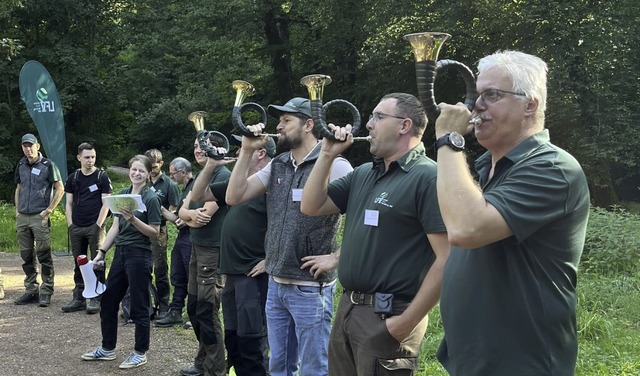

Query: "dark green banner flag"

xmin=18 ymin=60 xmax=68 ymax=181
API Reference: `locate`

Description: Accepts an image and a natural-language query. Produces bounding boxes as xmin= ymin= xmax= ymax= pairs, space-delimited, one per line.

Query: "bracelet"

xmin=98 ymin=249 xmax=106 ymax=255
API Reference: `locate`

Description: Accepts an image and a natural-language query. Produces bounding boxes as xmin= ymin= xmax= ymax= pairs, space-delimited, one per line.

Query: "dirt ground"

xmin=0 ymin=251 xmax=199 ymax=376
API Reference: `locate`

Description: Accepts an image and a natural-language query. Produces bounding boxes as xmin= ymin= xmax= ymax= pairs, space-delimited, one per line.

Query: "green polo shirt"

xmin=211 ymin=181 xmax=267 ymax=274
xmin=189 ymin=167 xmax=231 ymax=247
xmin=328 ymin=142 xmax=445 ymax=299
xmin=151 ymin=173 xmax=180 ymax=225
xmin=437 ymin=130 xmax=590 ymax=376
xmin=113 ymin=186 xmax=162 ymax=251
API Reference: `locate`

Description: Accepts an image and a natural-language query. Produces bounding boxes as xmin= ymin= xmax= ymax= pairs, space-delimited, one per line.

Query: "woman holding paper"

xmin=81 ymin=154 xmax=162 ymax=370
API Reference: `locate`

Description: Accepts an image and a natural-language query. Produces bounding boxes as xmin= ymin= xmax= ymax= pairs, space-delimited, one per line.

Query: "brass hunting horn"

xmin=404 ymin=32 xmax=479 ymax=125
xmin=300 ymin=74 xmax=363 ymax=141
xmin=231 ymin=80 xmax=279 ymax=138
xmin=187 ymin=111 xmax=231 ymax=160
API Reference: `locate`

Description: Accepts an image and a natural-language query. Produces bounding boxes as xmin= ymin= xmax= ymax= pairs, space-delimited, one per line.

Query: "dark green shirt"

xmin=151 ymin=173 xmax=180 ymax=224
xmin=211 ymin=180 xmax=267 ymax=274
xmin=113 ymin=186 xmax=162 ymax=251
xmin=437 ymin=130 xmax=590 ymax=376
xmin=189 ymin=167 xmax=231 ymax=247
xmin=328 ymin=143 xmax=445 ymax=299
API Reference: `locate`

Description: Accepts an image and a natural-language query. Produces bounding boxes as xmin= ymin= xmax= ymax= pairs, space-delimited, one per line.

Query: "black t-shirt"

xmin=211 ymin=180 xmax=267 ymax=274
xmin=64 ymin=169 xmax=113 ymax=227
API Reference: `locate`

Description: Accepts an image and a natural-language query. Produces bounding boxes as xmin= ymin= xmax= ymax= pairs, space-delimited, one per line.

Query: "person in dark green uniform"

xmin=434 ymin=51 xmax=589 ymax=376
xmin=191 ymin=135 xmax=276 ymax=375
xmin=144 ymin=148 xmax=181 ymax=317
xmin=177 ymin=133 xmax=230 ymax=376
xmin=301 ymin=92 xmax=451 ymax=376
xmin=81 ymin=154 xmax=162 ymax=370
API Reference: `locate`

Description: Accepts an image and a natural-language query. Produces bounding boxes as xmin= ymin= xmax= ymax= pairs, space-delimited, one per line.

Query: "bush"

xmin=581 ymin=206 xmax=640 ymax=276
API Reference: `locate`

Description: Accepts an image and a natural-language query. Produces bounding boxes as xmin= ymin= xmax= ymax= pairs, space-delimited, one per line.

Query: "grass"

xmin=2 ymin=192 xmax=640 ymax=375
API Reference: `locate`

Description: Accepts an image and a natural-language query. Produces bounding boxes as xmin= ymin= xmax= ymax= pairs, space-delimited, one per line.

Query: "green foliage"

xmin=582 ymin=206 xmax=640 ymax=276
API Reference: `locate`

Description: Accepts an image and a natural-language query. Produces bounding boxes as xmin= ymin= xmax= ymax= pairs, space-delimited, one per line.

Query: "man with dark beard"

xmin=225 ymin=98 xmax=353 ymax=376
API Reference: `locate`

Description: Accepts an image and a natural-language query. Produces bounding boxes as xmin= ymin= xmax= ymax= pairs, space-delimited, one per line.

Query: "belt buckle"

xmin=349 ymin=291 xmax=364 ymax=305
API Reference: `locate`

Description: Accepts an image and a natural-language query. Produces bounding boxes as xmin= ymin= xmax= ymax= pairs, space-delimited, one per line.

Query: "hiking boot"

xmin=154 ymin=309 xmax=183 ymax=327
xmin=14 ymin=292 xmax=39 ymax=305
xmin=62 ymin=298 xmax=86 ymax=312
xmin=39 ymin=294 xmax=51 ymax=307
xmin=119 ymin=351 xmax=147 ymax=369
xmin=180 ymin=365 xmax=204 ymax=376
xmin=86 ymin=298 xmax=101 ymax=314
xmin=81 ymin=347 xmax=116 ymax=361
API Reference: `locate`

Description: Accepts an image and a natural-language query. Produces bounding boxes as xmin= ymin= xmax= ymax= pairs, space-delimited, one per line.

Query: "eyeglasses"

xmin=169 ymin=170 xmax=184 ymax=177
xmin=368 ymin=112 xmax=406 ymax=125
xmin=478 ymin=89 xmax=526 ymax=104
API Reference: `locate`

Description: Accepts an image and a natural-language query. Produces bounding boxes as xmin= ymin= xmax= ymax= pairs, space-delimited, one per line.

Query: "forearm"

xmin=131 ymin=216 xmax=159 ymax=238
xmin=301 ymin=152 xmax=335 ymax=216
xmin=49 ymin=181 xmax=65 ymax=211
xmin=65 ymin=196 xmax=73 ymax=226
xmin=436 ymin=149 xmax=487 ymax=238
xmin=226 ymin=148 xmax=254 ymax=205
xmin=191 ymin=163 xmax=216 ymax=202
xmin=100 ymin=218 xmax=120 ymax=251
xmin=398 ymin=257 xmax=445 ymax=329
xmin=96 ymin=204 xmax=110 ymax=227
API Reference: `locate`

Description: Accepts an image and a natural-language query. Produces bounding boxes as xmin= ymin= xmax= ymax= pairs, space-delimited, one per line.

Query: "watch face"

xmin=450 ymin=132 xmax=465 ymax=148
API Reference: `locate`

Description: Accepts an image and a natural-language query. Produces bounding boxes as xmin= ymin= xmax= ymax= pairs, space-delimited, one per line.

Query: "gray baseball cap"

xmin=21 ymin=133 xmax=38 ymax=144
xmin=267 ymin=97 xmax=312 ymax=119
xmin=231 ymin=134 xmax=277 ymax=158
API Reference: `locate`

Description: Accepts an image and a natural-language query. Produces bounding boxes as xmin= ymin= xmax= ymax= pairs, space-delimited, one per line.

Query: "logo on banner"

xmin=33 ymin=87 xmax=55 ymax=113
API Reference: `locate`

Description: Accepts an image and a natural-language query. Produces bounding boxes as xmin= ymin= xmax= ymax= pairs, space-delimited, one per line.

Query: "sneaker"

xmin=62 ymin=298 xmax=86 ymax=312
xmin=154 ymin=309 xmax=183 ymax=327
xmin=183 ymin=321 xmax=193 ymax=330
xmin=180 ymin=365 xmax=204 ymax=376
xmin=86 ymin=298 xmax=101 ymax=314
xmin=81 ymin=347 xmax=116 ymax=361
xmin=14 ymin=292 xmax=39 ymax=305
xmin=119 ymin=351 xmax=147 ymax=369
xmin=0 ymin=285 xmax=4 ymax=300
xmin=39 ymin=294 xmax=51 ymax=307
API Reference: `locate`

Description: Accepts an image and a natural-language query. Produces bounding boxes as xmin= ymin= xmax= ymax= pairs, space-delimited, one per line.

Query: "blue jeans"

xmin=100 ymin=245 xmax=153 ymax=353
xmin=266 ymin=277 xmax=335 ymax=376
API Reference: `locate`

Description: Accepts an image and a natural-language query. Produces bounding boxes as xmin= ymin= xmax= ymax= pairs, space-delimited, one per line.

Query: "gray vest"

xmin=265 ymin=142 xmax=341 ymax=283
xmin=16 ymin=154 xmax=55 ymax=214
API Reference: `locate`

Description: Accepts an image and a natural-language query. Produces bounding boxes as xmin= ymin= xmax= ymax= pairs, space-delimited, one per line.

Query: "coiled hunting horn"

xmin=404 ymin=32 xmax=480 ymax=125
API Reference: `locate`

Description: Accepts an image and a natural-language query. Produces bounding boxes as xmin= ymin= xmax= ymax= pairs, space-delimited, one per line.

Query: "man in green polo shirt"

xmin=434 ymin=51 xmax=589 ymax=376
xmin=302 ymin=92 xmax=450 ymax=375
xmin=144 ymin=148 xmax=180 ymax=317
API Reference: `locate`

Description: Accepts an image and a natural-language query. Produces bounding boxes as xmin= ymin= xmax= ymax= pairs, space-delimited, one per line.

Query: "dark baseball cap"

xmin=267 ymin=97 xmax=312 ymax=119
xmin=231 ymin=134 xmax=277 ymax=158
xmin=21 ymin=133 xmax=38 ymax=144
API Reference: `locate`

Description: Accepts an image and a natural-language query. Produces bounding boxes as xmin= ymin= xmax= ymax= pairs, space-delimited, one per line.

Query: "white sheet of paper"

xmin=102 ymin=194 xmax=147 ymax=214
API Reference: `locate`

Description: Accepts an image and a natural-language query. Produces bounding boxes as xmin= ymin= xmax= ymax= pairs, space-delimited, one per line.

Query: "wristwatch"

xmin=435 ymin=132 xmax=465 ymax=152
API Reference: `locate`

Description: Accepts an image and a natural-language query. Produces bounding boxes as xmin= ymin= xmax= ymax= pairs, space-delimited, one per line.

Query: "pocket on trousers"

xmin=375 ymin=357 xmax=418 ymax=375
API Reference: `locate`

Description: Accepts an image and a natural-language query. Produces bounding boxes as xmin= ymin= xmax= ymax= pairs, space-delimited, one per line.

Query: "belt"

xmin=345 ymin=290 xmax=374 ymax=306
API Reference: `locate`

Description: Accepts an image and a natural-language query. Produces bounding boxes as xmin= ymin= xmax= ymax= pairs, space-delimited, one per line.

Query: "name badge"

xmin=31 ymin=168 xmax=41 ymax=176
xmin=89 ymin=184 xmax=98 ymax=192
xmin=291 ymin=188 xmax=303 ymax=202
xmin=364 ymin=209 xmax=379 ymax=226
xmin=150 ymin=186 xmax=156 ymax=192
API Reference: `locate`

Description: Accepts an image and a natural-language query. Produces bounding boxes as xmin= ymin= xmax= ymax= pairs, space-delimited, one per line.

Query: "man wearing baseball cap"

xmin=220 ymin=97 xmax=353 ymax=376
xmin=14 ymin=133 xmax=64 ymax=307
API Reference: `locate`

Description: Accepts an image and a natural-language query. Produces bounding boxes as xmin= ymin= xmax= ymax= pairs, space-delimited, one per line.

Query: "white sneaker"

xmin=81 ymin=347 xmax=116 ymax=361
xmin=119 ymin=351 xmax=147 ymax=369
